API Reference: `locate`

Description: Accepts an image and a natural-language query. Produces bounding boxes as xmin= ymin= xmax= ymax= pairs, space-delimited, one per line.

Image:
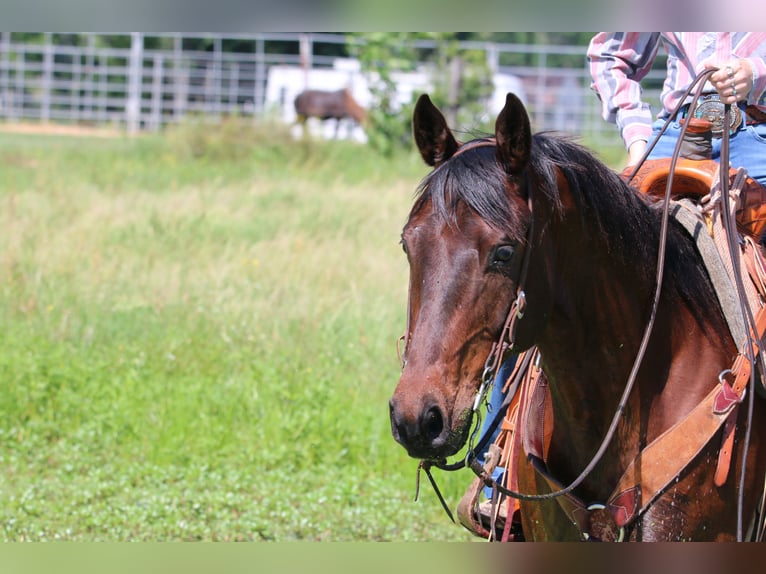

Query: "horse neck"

xmin=529 ymin=216 xmax=733 ymax=485
xmin=537 ymin=234 xmax=653 ymax=399
xmin=534 ymin=213 xmax=654 ymax=374
xmin=343 ymin=93 xmax=365 ymax=122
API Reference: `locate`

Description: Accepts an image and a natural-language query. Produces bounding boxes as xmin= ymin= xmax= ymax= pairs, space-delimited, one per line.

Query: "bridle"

xmin=401 ymin=69 xmax=761 ymax=540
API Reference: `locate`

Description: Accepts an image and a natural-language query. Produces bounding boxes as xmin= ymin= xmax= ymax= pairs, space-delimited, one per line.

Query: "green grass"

xmin=0 ymin=119 xmax=625 ymax=541
xmin=0 ymin=120 xmax=479 ymax=541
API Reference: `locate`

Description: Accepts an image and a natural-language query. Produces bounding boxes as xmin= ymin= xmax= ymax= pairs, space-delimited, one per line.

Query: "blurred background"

xmin=0 ymin=32 xmax=669 ymax=153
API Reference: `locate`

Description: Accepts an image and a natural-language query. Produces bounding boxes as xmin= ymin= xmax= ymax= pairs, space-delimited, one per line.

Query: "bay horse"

xmin=389 ymin=92 xmax=766 ymax=541
xmin=294 ymin=88 xmax=366 ymax=138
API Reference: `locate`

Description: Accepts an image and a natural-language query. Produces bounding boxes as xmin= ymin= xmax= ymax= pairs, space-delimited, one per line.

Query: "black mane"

xmin=412 ymin=132 xmax=727 ymax=335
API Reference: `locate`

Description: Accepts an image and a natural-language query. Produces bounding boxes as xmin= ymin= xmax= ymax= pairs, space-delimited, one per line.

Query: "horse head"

xmin=389 ymin=93 xmax=536 ymax=460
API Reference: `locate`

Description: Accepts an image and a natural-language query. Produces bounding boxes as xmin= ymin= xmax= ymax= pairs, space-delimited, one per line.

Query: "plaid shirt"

xmin=587 ymin=32 xmax=766 ymax=149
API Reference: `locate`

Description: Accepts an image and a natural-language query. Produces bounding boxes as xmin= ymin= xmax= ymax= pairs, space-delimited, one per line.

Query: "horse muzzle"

xmin=389 ymin=393 xmax=470 ymax=460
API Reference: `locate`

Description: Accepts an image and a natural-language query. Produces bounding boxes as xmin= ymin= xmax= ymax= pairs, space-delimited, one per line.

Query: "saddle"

xmin=626 ymin=157 xmax=766 ymax=241
xmin=458 ymin=155 xmax=766 ymax=542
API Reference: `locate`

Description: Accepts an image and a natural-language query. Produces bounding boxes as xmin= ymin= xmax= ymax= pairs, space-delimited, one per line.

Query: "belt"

xmin=681 ymin=94 xmax=766 ymax=137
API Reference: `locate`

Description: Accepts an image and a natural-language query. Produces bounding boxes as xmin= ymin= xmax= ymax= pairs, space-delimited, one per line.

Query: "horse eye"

xmin=493 ymin=245 xmax=515 ymax=264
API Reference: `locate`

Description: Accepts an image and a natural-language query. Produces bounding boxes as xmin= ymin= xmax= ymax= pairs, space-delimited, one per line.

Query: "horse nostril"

xmin=389 ymin=398 xmax=407 ymax=443
xmin=422 ymin=405 xmax=444 ymax=442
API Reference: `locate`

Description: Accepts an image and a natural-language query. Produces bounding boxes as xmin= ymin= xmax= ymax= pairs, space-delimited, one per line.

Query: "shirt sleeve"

xmin=745 ymin=55 xmax=766 ymax=106
xmin=587 ymin=32 xmax=662 ymax=150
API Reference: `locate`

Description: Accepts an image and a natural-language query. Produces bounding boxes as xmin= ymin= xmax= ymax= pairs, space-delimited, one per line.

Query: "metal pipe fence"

xmin=0 ymin=32 xmax=666 ymax=145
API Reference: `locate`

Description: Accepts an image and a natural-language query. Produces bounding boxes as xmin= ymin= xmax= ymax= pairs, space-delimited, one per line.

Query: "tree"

xmin=347 ymin=33 xmax=419 ymax=157
xmin=421 ymin=33 xmax=494 ymax=134
xmin=348 ymin=33 xmax=495 ymax=156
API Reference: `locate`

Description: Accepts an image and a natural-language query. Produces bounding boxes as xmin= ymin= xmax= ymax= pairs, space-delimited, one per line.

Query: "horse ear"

xmin=412 ymin=94 xmax=460 ymax=167
xmin=495 ymin=93 xmax=531 ymax=175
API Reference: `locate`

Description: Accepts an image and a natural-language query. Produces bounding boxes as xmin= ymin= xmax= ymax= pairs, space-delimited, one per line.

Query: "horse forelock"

xmin=411 ymin=142 xmax=530 ymax=242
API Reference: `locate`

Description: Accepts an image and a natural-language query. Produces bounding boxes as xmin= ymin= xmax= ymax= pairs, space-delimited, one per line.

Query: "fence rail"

xmin=0 ymin=32 xmax=667 ymax=145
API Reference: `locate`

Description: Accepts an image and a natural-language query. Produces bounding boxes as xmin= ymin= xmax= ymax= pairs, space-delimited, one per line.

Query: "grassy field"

xmin=0 ymin=119 xmax=625 ymax=542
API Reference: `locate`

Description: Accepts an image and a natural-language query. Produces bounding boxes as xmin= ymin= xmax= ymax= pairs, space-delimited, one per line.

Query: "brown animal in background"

xmin=293 ymin=88 xmax=366 ymax=138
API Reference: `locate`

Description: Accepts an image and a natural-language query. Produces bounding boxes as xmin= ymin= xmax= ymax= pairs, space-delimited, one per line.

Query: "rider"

xmin=587 ymin=33 xmax=766 ymax=184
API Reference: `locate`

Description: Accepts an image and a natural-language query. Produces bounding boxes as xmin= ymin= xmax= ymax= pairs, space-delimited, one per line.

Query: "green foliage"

xmin=347 ymin=33 xmax=420 ymax=157
xmin=349 ymin=33 xmax=496 ymax=156
xmin=420 ymin=33 xmax=495 ymax=135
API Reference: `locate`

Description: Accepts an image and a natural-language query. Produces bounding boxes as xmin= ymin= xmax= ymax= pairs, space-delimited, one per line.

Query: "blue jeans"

xmin=477 ymin=355 xmax=517 ymax=498
xmin=649 ymin=117 xmax=766 ymax=187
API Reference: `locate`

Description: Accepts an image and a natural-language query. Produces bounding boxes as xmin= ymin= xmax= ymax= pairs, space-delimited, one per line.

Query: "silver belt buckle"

xmin=692 ymin=94 xmax=743 ymax=137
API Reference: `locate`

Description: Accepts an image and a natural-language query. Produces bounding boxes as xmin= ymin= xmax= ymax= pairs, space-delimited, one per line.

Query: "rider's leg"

xmin=718 ymin=123 xmax=766 ymax=187
xmin=476 ymin=355 xmax=518 ymax=498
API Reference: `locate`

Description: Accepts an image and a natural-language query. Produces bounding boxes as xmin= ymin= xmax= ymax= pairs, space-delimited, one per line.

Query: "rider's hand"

xmin=708 ymin=59 xmax=754 ymax=104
